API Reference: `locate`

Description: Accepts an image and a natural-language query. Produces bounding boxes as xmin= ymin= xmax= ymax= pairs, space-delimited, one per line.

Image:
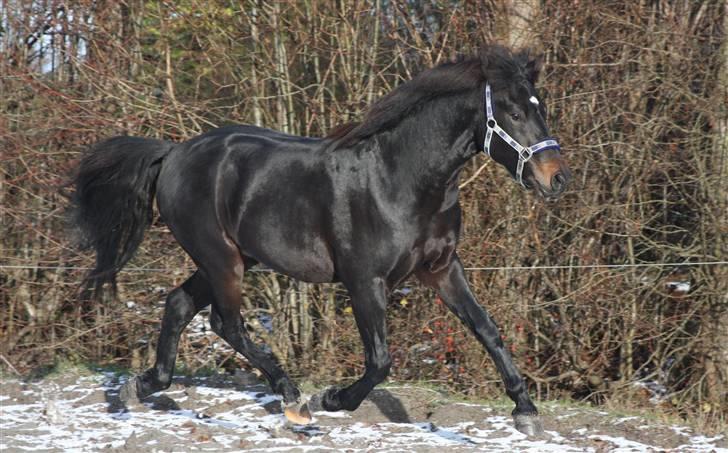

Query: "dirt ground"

xmin=0 ymin=369 xmax=725 ymax=452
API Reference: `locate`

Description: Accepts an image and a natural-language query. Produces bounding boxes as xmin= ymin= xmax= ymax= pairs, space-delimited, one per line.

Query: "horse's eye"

xmin=511 ymin=112 xmax=521 ymax=121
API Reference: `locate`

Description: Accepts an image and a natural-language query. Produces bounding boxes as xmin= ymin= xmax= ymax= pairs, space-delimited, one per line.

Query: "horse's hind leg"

xmin=207 ymin=306 xmax=302 ymax=409
xmin=206 ymin=281 xmax=305 ymax=417
xmin=195 ymin=248 xmax=306 ymax=421
xmin=120 ymin=271 xmax=210 ymax=402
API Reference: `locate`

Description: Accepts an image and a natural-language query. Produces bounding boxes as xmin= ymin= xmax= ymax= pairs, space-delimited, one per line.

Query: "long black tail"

xmin=70 ymin=136 xmax=173 ymax=296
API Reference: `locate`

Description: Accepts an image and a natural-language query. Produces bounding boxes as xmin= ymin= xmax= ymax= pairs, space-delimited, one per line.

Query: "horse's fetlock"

xmin=369 ymin=357 xmax=392 ymax=382
xmin=275 ymin=379 xmax=300 ymax=404
xmin=512 ymin=399 xmax=538 ymax=417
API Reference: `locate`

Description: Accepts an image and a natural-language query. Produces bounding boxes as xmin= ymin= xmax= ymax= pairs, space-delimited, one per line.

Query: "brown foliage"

xmin=1 ymin=0 xmax=725 ymax=428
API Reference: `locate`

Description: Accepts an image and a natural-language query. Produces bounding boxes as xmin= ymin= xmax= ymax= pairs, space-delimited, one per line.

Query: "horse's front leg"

xmin=321 ymin=276 xmax=391 ymax=412
xmin=416 ymin=255 xmax=544 ymax=436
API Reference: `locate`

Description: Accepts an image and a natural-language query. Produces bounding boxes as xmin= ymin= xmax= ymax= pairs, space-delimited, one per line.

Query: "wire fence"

xmin=1 ymin=261 xmax=725 ymax=272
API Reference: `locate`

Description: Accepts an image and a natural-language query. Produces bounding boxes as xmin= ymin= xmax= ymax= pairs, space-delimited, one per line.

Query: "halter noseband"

xmin=483 ymin=83 xmax=561 ymax=187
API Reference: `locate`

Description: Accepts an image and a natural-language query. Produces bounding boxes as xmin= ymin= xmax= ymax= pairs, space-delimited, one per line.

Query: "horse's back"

xmin=189 ymin=124 xmax=324 ymax=146
xmin=158 ymin=124 xmax=325 ymax=200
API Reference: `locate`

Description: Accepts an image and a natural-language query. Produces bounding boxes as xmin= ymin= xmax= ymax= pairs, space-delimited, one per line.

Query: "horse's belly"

xmin=266 ymin=250 xmax=335 ymax=283
xmin=241 ymin=235 xmax=336 ymax=283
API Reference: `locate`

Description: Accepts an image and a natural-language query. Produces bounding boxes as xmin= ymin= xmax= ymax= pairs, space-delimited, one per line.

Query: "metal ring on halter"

xmin=482 ymin=83 xmax=561 ymax=187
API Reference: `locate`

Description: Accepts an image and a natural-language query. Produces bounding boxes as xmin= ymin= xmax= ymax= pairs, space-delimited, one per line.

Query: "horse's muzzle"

xmin=529 ymin=159 xmax=571 ymax=199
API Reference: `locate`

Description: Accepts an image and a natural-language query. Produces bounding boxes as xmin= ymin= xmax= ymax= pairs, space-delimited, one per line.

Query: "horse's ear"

xmin=517 ymin=50 xmax=543 ymax=84
xmin=480 ymin=44 xmax=508 ymax=81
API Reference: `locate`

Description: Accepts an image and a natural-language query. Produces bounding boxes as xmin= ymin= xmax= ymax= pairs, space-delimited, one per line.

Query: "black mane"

xmin=327 ymin=45 xmax=537 ymax=148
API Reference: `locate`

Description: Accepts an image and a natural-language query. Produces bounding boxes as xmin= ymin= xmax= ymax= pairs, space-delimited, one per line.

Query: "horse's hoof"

xmin=119 ymin=377 xmax=141 ymax=406
xmin=320 ymin=387 xmax=342 ymax=412
xmin=283 ymin=400 xmax=312 ymax=425
xmin=513 ymin=414 xmax=545 ymax=437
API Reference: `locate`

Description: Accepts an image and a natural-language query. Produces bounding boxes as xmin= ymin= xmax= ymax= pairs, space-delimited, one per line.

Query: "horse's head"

xmin=480 ymin=49 xmax=571 ymax=199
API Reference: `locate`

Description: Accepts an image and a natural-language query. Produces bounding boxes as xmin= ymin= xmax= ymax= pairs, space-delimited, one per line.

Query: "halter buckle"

xmin=519 ymin=147 xmax=533 ymax=161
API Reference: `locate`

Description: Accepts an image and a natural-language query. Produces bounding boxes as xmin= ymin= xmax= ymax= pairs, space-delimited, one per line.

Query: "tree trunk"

xmin=703 ymin=0 xmax=728 ymax=413
xmin=501 ymin=0 xmax=541 ymax=49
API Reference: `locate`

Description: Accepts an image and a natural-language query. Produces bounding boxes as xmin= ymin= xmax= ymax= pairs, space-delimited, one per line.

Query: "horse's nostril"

xmin=551 ymin=172 xmax=567 ymax=193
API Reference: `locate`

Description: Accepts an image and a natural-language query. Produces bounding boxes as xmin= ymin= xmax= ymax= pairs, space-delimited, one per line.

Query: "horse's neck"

xmin=376 ymin=95 xmax=479 ymax=199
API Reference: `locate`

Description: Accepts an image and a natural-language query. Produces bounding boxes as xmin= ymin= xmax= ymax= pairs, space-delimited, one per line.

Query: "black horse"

xmin=71 ymin=45 xmax=571 ymax=435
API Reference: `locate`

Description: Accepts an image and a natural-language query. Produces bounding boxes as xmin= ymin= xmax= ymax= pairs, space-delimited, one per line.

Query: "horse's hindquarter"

xmin=157 ymin=126 xmax=337 ymax=283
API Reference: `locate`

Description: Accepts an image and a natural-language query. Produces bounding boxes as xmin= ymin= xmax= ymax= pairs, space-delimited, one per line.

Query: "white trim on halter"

xmin=483 ymin=83 xmax=560 ymax=187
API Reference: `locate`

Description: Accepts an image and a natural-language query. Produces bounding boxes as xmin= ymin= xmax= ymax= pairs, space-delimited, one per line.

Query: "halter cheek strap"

xmin=483 ymin=83 xmax=561 ymax=187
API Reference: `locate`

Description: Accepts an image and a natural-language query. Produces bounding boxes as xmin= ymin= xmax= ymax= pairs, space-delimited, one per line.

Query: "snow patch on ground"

xmin=0 ymin=371 xmax=725 ymax=452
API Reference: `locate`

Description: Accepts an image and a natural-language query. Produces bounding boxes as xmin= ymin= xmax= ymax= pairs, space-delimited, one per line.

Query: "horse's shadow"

xmin=365 ymin=389 xmax=477 ymax=445
xmin=304 ymin=386 xmax=477 ymax=445
xmin=103 ymin=373 xmax=477 ymax=445
xmin=103 ymin=372 xmax=278 ymax=417
xmin=365 ymin=388 xmax=412 ymax=423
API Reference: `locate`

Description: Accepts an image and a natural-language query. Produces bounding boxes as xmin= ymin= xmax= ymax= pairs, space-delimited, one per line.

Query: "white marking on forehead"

xmin=529 ymin=96 xmax=540 ymax=106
